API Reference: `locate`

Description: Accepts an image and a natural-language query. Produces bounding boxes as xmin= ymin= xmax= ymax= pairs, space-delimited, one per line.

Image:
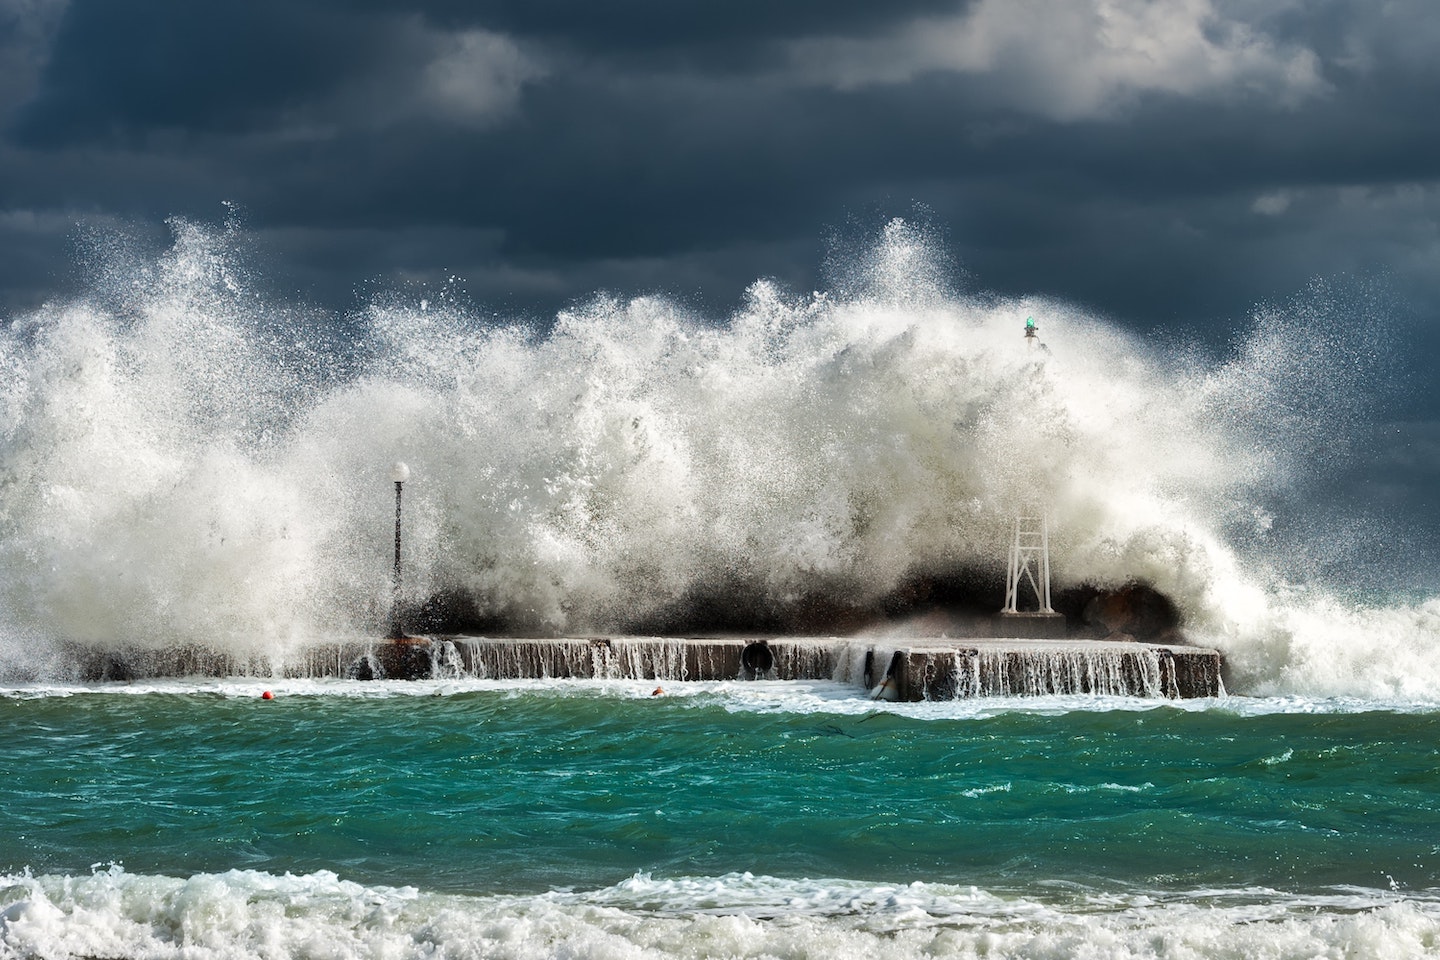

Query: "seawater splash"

xmin=0 ymin=216 xmax=1428 ymax=696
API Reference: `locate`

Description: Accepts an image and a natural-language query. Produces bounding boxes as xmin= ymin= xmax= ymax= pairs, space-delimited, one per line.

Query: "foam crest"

xmin=0 ymin=217 xmax=1427 ymax=696
xmin=3 ymin=867 xmax=1438 ymax=960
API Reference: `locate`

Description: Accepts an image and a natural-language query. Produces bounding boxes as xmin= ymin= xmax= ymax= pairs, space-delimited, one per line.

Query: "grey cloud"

xmin=388 ymin=0 xmax=969 ymax=63
xmin=10 ymin=1 xmax=373 ymax=142
xmin=7 ymin=3 xmax=551 ymax=145
xmin=2 ymin=0 xmax=1438 ymax=346
xmin=784 ymin=0 xmax=1326 ymax=120
xmin=0 ymin=0 xmax=69 ymax=117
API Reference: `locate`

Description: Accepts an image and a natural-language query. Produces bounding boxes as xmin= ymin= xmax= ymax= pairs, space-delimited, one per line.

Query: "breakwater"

xmin=63 ymin=636 xmax=1223 ymax=699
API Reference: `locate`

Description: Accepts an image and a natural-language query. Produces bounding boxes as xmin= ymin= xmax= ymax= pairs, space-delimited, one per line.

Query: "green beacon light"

xmin=1024 ymin=317 xmax=1037 ymax=338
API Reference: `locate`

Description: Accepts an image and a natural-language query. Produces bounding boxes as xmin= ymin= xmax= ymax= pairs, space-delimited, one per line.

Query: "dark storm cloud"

xmin=10 ymin=1 xmax=384 ymax=143
xmin=2 ymin=0 xmax=1438 ymax=346
xmin=6 ymin=1 xmax=551 ymax=155
xmin=348 ymin=0 xmax=970 ymax=63
xmin=7 ymin=0 xmax=969 ymax=147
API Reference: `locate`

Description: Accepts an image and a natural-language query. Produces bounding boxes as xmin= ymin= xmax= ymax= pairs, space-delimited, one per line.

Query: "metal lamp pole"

xmin=387 ymin=461 xmax=410 ymax=639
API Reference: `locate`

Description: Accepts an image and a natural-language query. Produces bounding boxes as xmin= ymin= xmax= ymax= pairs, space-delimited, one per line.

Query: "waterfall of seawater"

xmin=39 ymin=634 xmax=1217 ymax=699
xmin=905 ymin=646 xmax=1225 ymax=699
xmin=435 ymin=638 xmax=844 ymax=684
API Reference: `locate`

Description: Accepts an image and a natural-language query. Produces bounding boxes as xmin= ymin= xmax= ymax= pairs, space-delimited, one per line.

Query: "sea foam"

xmin=2 ymin=867 xmax=1437 ymax=960
xmin=0 ymin=216 xmax=1424 ymax=698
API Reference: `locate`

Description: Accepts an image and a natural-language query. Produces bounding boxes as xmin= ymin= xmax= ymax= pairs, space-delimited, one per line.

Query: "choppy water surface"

xmin=3 ymin=682 xmax=1439 ymax=958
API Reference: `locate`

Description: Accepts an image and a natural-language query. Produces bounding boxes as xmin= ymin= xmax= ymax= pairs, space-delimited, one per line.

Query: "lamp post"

xmin=387 ymin=461 xmax=410 ymax=639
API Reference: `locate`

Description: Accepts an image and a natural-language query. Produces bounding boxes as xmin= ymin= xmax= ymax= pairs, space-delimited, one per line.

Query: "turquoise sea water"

xmin=4 ymin=680 xmax=1440 ymax=958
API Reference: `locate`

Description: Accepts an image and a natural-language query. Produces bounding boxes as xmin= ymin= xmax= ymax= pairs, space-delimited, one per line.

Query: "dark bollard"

xmin=375 ymin=637 xmax=434 ymax=680
xmin=741 ymin=640 xmax=774 ymax=679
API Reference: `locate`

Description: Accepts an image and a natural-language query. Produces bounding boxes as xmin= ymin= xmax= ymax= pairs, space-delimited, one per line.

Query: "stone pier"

xmin=63 ymin=635 xmax=1223 ymax=699
xmin=863 ymin=638 xmax=1222 ymax=700
xmin=367 ymin=635 xmax=1224 ymax=699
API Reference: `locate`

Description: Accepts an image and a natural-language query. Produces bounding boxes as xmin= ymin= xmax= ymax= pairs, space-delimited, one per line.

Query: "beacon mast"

xmin=995 ymin=318 xmax=1065 ymax=638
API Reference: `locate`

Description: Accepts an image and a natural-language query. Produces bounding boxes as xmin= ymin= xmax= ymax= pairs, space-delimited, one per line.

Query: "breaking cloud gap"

xmin=787 ymin=0 xmax=1326 ymax=120
xmin=419 ymin=27 xmax=547 ymax=125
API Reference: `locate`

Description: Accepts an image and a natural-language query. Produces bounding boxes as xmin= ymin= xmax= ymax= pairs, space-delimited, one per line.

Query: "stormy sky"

xmin=2 ymin=0 xmax=1437 ymax=334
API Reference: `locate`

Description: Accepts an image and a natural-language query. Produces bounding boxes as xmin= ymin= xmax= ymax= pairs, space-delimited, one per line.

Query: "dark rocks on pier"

xmin=400 ymin=565 xmax=1188 ymax=644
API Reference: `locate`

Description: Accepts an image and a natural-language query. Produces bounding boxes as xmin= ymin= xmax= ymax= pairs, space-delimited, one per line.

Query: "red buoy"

xmin=261 ymin=691 xmax=274 ymax=700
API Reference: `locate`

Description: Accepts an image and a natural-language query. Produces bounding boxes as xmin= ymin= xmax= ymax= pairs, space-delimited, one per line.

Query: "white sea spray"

xmin=0 ymin=216 xmax=1423 ymax=698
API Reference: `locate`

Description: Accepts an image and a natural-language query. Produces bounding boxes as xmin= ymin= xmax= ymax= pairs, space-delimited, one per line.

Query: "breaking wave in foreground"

xmin=3 ymin=677 xmax=1438 ymax=959
xmin=0 ymin=216 xmax=1430 ymax=697
xmin=4 ymin=868 xmax=1438 ymax=960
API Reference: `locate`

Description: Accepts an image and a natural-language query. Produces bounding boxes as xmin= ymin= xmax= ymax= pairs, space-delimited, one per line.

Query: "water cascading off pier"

xmin=61 ymin=635 xmax=1221 ymax=699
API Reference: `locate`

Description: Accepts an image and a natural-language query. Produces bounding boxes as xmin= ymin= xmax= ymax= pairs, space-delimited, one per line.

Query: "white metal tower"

xmin=1002 ymin=504 xmax=1053 ymax=614
xmin=995 ymin=317 xmax=1063 ymax=635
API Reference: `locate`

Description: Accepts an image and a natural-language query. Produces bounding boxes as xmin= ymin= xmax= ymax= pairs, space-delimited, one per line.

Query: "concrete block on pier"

xmin=370 ymin=638 xmax=434 ymax=680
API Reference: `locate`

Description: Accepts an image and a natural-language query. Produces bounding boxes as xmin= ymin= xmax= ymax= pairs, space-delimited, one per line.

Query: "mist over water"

xmin=0 ymin=216 xmax=1431 ymax=696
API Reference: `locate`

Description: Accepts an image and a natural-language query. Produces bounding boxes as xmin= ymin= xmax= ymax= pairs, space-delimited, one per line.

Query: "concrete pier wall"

xmin=443 ymin=637 xmax=844 ymax=683
xmin=882 ymin=640 xmax=1223 ymax=700
xmin=427 ymin=636 xmax=1221 ymax=699
xmin=60 ymin=636 xmax=1223 ymax=699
